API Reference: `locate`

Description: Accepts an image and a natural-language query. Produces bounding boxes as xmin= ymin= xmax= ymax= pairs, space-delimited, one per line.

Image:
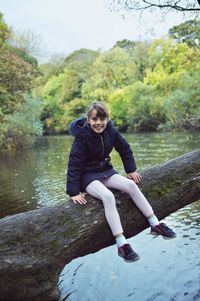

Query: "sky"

xmin=0 ymin=0 xmax=189 ymax=61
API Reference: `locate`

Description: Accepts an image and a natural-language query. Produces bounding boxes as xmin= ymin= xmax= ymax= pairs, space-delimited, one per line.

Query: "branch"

xmin=0 ymin=149 xmax=200 ymax=301
xmin=142 ymin=0 xmax=200 ymax=12
xmin=111 ymin=0 xmax=200 ymax=13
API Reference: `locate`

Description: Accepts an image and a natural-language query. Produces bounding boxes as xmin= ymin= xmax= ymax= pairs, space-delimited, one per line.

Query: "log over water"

xmin=0 ymin=149 xmax=200 ymax=301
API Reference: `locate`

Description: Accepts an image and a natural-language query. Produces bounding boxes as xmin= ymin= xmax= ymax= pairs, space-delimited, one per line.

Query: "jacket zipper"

xmin=100 ymin=136 xmax=104 ymax=170
xmin=100 ymin=136 xmax=104 ymax=158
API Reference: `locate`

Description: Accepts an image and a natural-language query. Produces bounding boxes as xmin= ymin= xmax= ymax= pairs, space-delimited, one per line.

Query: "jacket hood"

xmin=69 ymin=117 xmax=87 ymax=137
xmin=69 ymin=117 xmax=116 ymax=138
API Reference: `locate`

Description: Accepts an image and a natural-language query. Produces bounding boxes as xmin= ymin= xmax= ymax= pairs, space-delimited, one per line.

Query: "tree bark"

xmin=0 ymin=149 xmax=200 ymax=301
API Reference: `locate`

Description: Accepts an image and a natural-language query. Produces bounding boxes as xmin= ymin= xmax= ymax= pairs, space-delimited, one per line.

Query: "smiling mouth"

xmin=92 ymin=126 xmax=105 ymax=132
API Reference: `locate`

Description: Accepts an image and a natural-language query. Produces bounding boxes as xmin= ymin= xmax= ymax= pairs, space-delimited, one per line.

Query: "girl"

xmin=66 ymin=101 xmax=176 ymax=262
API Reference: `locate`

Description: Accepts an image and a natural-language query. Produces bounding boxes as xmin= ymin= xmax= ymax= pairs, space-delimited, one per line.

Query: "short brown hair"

xmin=86 ymin=101 xmax=109 ymax=119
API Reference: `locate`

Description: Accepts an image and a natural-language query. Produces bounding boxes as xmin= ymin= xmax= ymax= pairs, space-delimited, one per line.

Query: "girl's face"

xmin=87 ymin=109 xmax=108 ymax=134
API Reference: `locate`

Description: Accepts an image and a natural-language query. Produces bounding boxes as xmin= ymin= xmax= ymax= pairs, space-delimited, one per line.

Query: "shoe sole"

xmin=150 ymin=232 xmax=176 ymax=239
xmin=123 ymin=256 xmax=140 ymax=263
xmin=118 ymin=254 xmax=140 ymax=263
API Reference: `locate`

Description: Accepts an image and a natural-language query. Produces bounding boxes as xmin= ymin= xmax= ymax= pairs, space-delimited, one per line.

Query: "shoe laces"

xmin=123 ymin=244 xmax=133 ymax=255
xmin=160 ymin=223 xmax=172 ymax=232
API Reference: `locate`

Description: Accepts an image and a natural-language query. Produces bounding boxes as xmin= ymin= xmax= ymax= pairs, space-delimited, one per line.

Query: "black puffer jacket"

xmin=66 ymin=117 xmax=137 ymax=196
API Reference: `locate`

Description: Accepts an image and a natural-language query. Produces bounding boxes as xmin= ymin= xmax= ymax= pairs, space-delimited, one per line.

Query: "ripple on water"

xmin=59 ymin=200 xmax=200 ymax=301
xmin=0 ymin=134 xmax=199 ymax=298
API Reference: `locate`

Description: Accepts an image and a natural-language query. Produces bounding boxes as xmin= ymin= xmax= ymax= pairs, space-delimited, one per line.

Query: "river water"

xmin=0 ymin=132 xmax=199 ymax=301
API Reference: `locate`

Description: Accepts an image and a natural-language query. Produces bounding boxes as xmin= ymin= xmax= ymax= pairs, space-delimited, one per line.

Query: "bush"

xmin=1 ymin=97 xmax=43 ymax=149
xmin=126 ymin=82 xmax=166 ymax=131
xmin=162 ymin=72 xmax=200 ymax=130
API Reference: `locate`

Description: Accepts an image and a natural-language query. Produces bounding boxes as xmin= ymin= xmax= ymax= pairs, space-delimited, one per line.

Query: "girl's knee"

xmin=101 ymin=190 xmax=116 ymax=209
xmin=122 ymin=178 xmax=137 ymax=193
xmin=103 ymin=190 xmax=115 ymax=202
xmin=129 ymin=179 xmax=140 ymax=190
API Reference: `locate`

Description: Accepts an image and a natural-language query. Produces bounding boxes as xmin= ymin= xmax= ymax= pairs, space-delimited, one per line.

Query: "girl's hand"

xmin=127 ymin=171 xmax=142 ymax=184
xmin=71 ymin=194 xmax=87 ymax=205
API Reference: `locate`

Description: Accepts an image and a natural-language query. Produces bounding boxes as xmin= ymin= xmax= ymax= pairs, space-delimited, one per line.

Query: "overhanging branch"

xmin=109 ymin=0 xmax=200 ymax=14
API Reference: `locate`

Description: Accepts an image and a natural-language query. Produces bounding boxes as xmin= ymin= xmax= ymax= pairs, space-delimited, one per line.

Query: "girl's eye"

xmin=91 ymin=117 xmax=107 ymax=122
xmin=91 ymin=117 xmax=106 ymax=122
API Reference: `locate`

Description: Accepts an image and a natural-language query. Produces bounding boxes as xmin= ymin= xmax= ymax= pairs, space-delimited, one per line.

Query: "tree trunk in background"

xmin=0 ymin=149 xmax=200 ymax=301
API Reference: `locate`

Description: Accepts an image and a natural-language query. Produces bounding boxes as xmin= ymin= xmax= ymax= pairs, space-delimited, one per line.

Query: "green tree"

xmin=0 ymin=12 xmax=11 ymax=45
xmin=41 ymin=73 xmax=65 ymax=133
xmin=33 ymin=54 xmax=65 ymax=98
xmin=64 ymin=48 xmax=99 ymax=66
xmin=2 ymin=97 xmax=43 ymax=149
xmin=130 ymin=41 xmax=150 ymax=81
xmin=163 ymin=72 xmax=200 ymax=130
xmin=108 ymin=88 xmax=128 ymax=130
xmin=169 ymin=20 xmax=200 ymax=48
xmin=39 ymin=55 xmax=65 ymax=81
xmin=59 ymin=98 xmax=87 ymax=131
xmin=61 ymin=49 xmax=99 ymax=103
xmin=82 ymin=47 xmax=137 ymax=102
xmin=113 ymin=39 xmax=136 ymax=54
xmin=113 ymin=39 xmax=151 ymax=81
xmin=40 ymin=49 xmax=98 ymax=133
xmin=144 ymin=38 xmax=200 ymax=93
xmin=143 ymin=38 xmax=200 ymax=130
xmin=0 ymin=14 xmax=41 ymax=149
xmin=125 ymin=82 xmax=166 ymax=131
xmin=13 ymin=47 xmax=38 ymax=68
xmin=0 ymin=46 xmax=38 ymax=114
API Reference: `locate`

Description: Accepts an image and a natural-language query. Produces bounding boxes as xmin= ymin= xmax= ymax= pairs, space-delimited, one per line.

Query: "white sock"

xmin=148 ymin=215 xmax=160 ymax=227
xmin=115 ymin=234 xmax=127 ymax=247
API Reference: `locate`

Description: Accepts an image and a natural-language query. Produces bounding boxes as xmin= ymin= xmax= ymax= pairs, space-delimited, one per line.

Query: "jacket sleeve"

xmin=66 ymin=138 xmax=87 ymax=196
xmin=113 ymin=131 xmax=137 ymax=173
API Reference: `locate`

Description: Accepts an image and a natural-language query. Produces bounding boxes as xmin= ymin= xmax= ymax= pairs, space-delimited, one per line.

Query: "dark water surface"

xmin=59 ymin=202 xmax=200 ymax=301
xmin=0 ymin=132 xmax=199 ymax=300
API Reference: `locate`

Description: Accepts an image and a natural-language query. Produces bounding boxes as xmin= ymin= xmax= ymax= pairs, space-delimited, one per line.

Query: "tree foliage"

xmin=113 ymin=40 xmax=151 ymax=80
xmin=0 ymin=46 xmax=38 ymax=114
xmin=144 ymin=38 xmax=200 ymax=89
xmin=169 ymin=20 xmax=200 ymax=48
xmin=1 ymin=12 xmax=200 ymax=145
xmin=108 ymin=89 xmax=129 ymax=130
xmin=163 ymin=72 xmax=200 ymax=130
xmin=0 ymin=13 xmax=42 ymax=149
xmin=113 ymin=39 xmax=136 ymax=54
xmin=2 ymin=97 xmax=43 ymax=149
xmin=64 ymin=48 xmax=99 ymax=66
xmin=0 ymin=13 xmax=11 ymax=45
xmin=39 ymin=34 xmax=200 ymax=133
xmin=125 ymin=82 xmax=166 ymax=131
xmin=82 ymin=47 xmax=137 ymax=102
xmin=40 ymin=49 xmax=99 ymax=133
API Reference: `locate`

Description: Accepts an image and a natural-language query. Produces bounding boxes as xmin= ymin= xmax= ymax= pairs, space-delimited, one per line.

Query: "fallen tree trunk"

xmin=0 ymin=149 xmax=200 ymax=301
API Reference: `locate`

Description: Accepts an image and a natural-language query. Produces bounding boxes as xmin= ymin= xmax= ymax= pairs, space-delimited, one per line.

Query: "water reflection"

xmin=59 ymin=200 xmax=200 ymax=301
xmin=0 ymin=132 xmax=199 ymax=218
xmin=0 ymin=136 xmax=71 ymax=218
xmin=0 ymin=132 xmax=199 ymax=301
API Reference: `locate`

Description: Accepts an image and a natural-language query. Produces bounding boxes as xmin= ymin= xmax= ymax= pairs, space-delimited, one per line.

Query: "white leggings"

xmin=86 ymin=174 xmax=154 ymax=236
